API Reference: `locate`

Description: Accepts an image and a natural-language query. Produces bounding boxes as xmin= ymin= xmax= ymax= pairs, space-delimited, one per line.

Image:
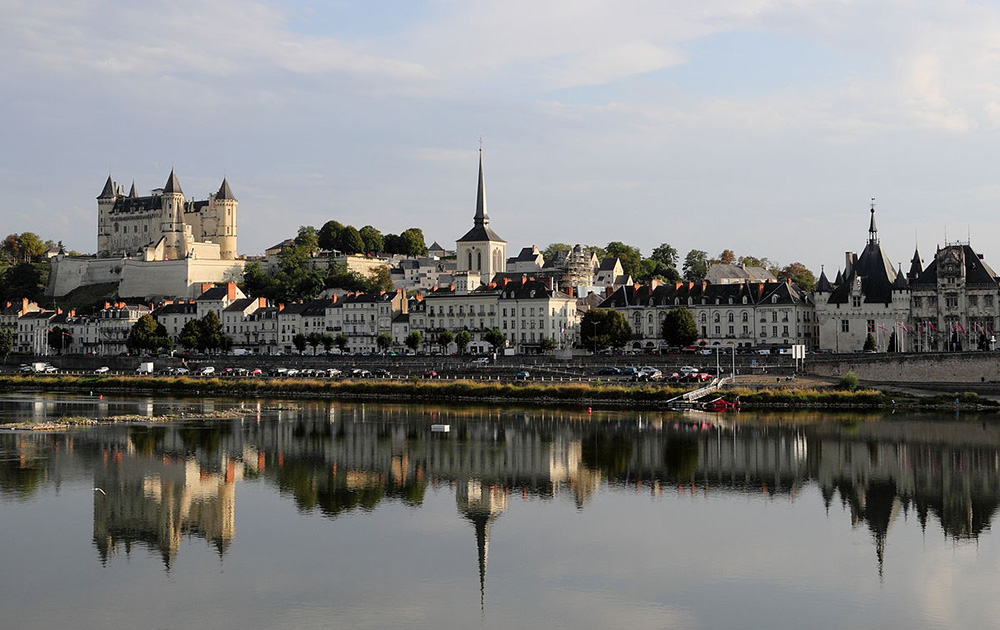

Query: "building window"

xmin=728 ymin=313 xmax=734 ymax=322
xmin=946 ymin=296 xmax=958 ymax=308
xmin=913 ymin=296 xmax=922 ymax=308
xmin=970 ymin=295 xmax=979 ymax=306
xmin=852 ymin=297 xmax=861 ymax=307
xmin=742 ymin=312 xmax=748 ymax=322
xmin=987 ymin=295 xmax=995 ymax=307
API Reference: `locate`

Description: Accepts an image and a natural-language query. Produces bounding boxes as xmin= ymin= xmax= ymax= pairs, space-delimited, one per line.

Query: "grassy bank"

xmin=0 ymin=374 xmax=994 ymax=410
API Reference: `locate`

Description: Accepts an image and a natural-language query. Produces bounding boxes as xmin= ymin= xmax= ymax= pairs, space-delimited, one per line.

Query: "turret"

xmin=96 ymin=175 xmax=118 ymax=256
xmin=160 ymin=170 xmax=187 ymax=260
xmin=209 ymin=178 xmax=238 ymax=259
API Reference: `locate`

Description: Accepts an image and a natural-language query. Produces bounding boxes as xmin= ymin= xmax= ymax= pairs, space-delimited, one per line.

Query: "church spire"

xmin=475 ymin=149 xmax=488 ymax=227
xmin=868 ymin=198 xmax=878 ymax=245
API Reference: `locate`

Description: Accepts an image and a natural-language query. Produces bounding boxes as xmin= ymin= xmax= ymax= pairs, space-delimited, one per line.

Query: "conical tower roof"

xmin=816 ymin=267 xmax=832 ymax=293
xmin=128 ymin=181 xmax=137 ymax=198
xmin=163 ymin=169 xmax=183 ymax=195
xmin=908 ymin=247 xmax=922 ymax=279
xmin=97 ymin=175 xmax=116 ymax=199
xmin=216 ymin=177 xmax=235 ymax=200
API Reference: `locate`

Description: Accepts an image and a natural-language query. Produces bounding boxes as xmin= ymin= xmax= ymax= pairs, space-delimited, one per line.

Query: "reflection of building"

xmin=93 ymin=454 xmax=241 ymax=568
xmin=457 ymin=480 xmax=508 ymax=611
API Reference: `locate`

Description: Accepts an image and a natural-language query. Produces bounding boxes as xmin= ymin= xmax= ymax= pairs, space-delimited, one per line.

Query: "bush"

xmin=839 ymin=371 xmax=859 ymax=391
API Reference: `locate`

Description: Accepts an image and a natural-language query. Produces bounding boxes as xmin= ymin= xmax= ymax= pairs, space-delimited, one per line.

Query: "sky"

xmin=5 ymin=0 xmax=1000 ymax=277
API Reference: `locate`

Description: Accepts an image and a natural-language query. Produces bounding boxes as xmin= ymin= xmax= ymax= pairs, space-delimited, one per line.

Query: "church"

xmin=455 ymin=150 xmax=506 ymax=285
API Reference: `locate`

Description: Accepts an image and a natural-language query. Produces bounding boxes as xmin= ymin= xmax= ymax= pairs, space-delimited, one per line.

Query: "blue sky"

xmin=5 ymin=0 xmax=1000 ymax=276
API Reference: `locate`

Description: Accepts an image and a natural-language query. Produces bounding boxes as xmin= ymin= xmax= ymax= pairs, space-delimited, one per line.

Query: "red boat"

xmin=702 ymin=397 xmax=739 ymax=412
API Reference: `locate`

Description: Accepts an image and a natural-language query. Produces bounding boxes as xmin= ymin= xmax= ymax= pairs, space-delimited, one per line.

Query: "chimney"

xmin=22 ymin=297 xmax=29 ymax=313
xmin=650 ymin=278 xmax=661 ymax=290
xmin=69 ymin=309 xmax=75 ymax=317
xmin=201 ymin=282 xmax=213 ymax=295
xmin=259 ymin=297 xmax=268 ymax=308
xmin=56 ymin=308 xmax=62 ymax=315
xmin=227 ymin=282 xmax=236 ymax=301
xmin=278 ymin=303 xmax=285 ymax=311
xmin=675 ymin=282 xmax=683 ymax=290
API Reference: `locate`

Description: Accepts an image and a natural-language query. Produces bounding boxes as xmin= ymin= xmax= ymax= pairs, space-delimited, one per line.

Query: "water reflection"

xmin=1 ymin=399 xmax=999 ymax=590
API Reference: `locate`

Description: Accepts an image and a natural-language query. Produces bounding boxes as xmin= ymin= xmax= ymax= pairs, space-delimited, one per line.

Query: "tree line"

xmin=542 ymin=242 xmax=816 ymax=291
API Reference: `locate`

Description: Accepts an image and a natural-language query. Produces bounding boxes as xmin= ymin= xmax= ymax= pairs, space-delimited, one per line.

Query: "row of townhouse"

xmin=8 ymin=302 xmax=151 ymax=356
xmin=597 ymin=278 xmax=817 ymax=352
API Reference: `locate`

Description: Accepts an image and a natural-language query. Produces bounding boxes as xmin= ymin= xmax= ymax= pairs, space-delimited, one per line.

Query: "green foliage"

xmin=307 ymin=332 xmax=323 ymax=353
xmin=649 ymin=243 xmax=679 ymax=268
xmin=437 ymin=329 xmax=454 ymax=351
xmin=321 ymin=333 xmax=334 ymax=353
xmin=1 ymin=262 xmax=47 ymax=302
xmin=484 ymin=328 xmax=506 ymax=350
xmin=317 ymin=221 xmax=344 ymax=251
xmin=717 ymin=249 xmax=736 ymax=265
xmin=887 ymin=331 xmax=897 ymax=353
xmin=580 ymin=309 xmax=632 ymax=351
xmin=399 ymin=228 xmax=428 ymax=257
xmin=405 ymin=331 xmax=422 ymax=352
xmin=376 ymin=332 xmax=392 ymax=352
xmin=605 ymin=241 xmax=642 ymax=279
xmin=1 ymin=233 xmax=48 ymax=263
xmin=839 ymin=371 xmax=860 ymax=391
xmin=0 ymin=327 xmax=13 ymax=361
xmin=359 ymin=226 xmax=384 ymax=254
xmin=126 ymin=314 xmax=172 ymax=354
xmin=777 ymin=262 xmax=816 ymax=291
xmin=47 ymin=326 xmax=72 ymax=354
xmin=456 ymin=330 xmax=471 ymax=354
xmin=542 ymin=243 xmax=571 ymax=262
xmin=339 ymin=226 xmax=365 ymax=254
xmin=683 ymin=250 xmax=709 ymax=282
xmin=863 ymin=333 xmax=877 ymax=352
xmin=335 ymin=333 xmax=348 ymax=352
xmin=662 ymin=307 xmax=699 ymax=347
xmin=178 ymin=311 xmax=230 ymax=353
xmin=539 ymin=336 xmax=557 ymax=353
xmin=293 ymin=333 xmax=308 ymax=353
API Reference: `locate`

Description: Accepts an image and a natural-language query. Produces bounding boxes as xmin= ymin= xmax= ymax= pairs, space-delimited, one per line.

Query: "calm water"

xmin=2 ymin=393 xmax=999 ymax=630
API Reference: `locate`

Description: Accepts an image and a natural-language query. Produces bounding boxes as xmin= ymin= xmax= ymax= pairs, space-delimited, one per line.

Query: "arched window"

xmin=728 ymin=313 xmax=734 ymax=322
xmin=742 ymin=312 xmax=749 ymax=322
xmin=700 ymin=313 xmax=707 ymax=323
xmin=467 ymin=252 xmax=472 ymax=269
xmin=477 ymin=252 xmax=482 ymax=270
xmin=714 ymin=313 xmax=720 ymax=323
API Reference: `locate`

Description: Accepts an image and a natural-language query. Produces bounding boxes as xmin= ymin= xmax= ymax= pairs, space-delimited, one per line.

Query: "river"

xmin=1 ymin=393 xmax=998 ymax=629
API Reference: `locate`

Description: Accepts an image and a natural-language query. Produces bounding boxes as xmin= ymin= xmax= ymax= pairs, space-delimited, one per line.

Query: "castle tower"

xmin=96 ymin=175 xmax=118 ymax=256
xmin=456 ymin=150 xmax=506 ymax=284
xmin=160 ymin=170 xmax=188 ymax=260
xmin=208 ymin=178 xmax=238 ymax=260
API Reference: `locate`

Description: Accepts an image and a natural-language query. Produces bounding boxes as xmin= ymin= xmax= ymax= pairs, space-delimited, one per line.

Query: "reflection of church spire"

xmin=457 ymin=479 xmax=507 ymax=615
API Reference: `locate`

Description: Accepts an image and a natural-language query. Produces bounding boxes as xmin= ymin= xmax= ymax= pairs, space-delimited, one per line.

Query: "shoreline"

xmin=0 ymin=374 xmax=996 ymax=413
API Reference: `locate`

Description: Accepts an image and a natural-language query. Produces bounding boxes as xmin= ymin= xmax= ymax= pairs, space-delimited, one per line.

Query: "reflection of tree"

xmin=275 ymin=459 xmax=386 ymax=518
xmin=178 ymin=423 xmax=232 ymax=456
xmin=664 ymin=436 xmax=700 ymax=482
xmin=580 ymin=433 xmax=632 ymax=478
xmin=0 ymin=449 xmax=46 ymax=499
xmin=129 ymin=426 xmax=167 ymax=456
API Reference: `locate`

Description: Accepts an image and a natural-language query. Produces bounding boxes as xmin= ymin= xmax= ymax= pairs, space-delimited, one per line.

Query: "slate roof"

xmin=216 ymin=178 xmax=235 ymax=200
xmin=816 ymin=269 xmax=832 ymax=293
xmin=598 ymin=279 xmax=812 ymax=309
xmin=827 ymin=209 xmax=900 ymax=305
xmin=457 ymin=152 xmax=505 ymax=243
xmin=223 ymin=298 xmax=257 ymax=312
xmin=598 ymin=257 xmax=620 ymax=272
xmin=163 ymin=170 xmax=183 ymax=195
xmin=911 ymin=244 xmax=1000 ymax=287
xmin=98 ymin=175 xmax=116 ymax=199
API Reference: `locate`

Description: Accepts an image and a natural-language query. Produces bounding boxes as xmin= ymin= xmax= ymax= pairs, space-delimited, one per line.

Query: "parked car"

xmin=514 ymin=370 xmax=531 ymax=380
xmin=194 ymin=366 xmax=215 ymax=376
xmin=679 ymin=366 xmax=698 ymax=375
xmin=422 ymin=370 xmax=439 ymax=379
xmin=596 ymin=367 xmax=621 ymax=376
xmin=371 ymin=369 xmax=391 ymax=378
xmin=94 ymin=366 xmax=110 ymax=374
xmin=471 ymin=357 xmax=491 ymax=366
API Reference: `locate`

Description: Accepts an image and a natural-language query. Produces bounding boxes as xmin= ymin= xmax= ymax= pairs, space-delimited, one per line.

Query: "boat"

xmin=430 ymin=424 xmax=451 ymax=432
xmin=701 ymin=397 xmax=739 ymax=412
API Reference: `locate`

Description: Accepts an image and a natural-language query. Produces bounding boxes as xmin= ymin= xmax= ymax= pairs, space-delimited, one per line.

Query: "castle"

xmin=46 ymin=171 xmax=245 ymax=299
xmin=97 ymin=170 xmax=237 ymax=260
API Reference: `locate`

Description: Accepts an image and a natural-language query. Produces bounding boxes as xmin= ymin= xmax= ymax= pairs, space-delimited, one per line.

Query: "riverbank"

xmin=0 ymin=374 xmax=996 ymax=411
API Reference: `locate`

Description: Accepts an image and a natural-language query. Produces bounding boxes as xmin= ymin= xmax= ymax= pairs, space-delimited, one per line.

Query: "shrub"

xmin=839 ymin=371 xmax=859 ymax=391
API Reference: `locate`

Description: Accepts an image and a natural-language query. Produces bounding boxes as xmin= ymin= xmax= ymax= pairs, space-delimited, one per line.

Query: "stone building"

xmin=456 ymin=151 xmax=506 ymax=284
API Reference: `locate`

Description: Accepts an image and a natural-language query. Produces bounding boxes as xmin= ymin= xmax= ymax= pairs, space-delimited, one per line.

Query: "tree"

xmin=294 ymin=226 xmax=319 ymax=253
xmin=405 ymin=331 xmax=422 ymax=352
xmin=307 ymin=332 xmax=323 ymax=355
xmin=1 ymin=263 xmax=47 ymax=302
xmin=539 ymin=337 xmax=557 ymax=353
xmin=605 ymin=242 xmax=642 ymax=279
xmin=456 ymin=330 xmax=471 ymax=355
xmin=292 ymin=333 xmax=308 ymax=354
xmin=178 ymin=319 xmax=203 ymax=351
xmin=484 ymin=328 xmax=506 ymax=350
xmin=887 ymin=331 xmax=897 ymax=353
xmin=363 ymin=266 xmax=394 ymax=293
xmin=718 ymin=249 xmax=736 ymax=265
xmin=321 ymin=333 xmax=334 ymax=354
xmin=777 ymin=262 xmax=817 ymax=291
xmin=662 ymin=307 xmax=699 ymax=347
xmin=437 ymin=329 xmax=454 ymax=353
xmin=47 ymin=326 xmax=71 ymax=354
xmin=580 ymin=309 xmax=632 ymax=352
xmin=542 ymin=243 xmax=571 ymax=262
xmin=335 ymin=333 xmax=349 ymax=353
xmin=399 ymin=228 xmax=428 ymax=257
xmin=382 ymin=233 xmax=402 ymax=255
xmin=683 ymin=250 xmax=709 ymax=282
xmin=0 ymin=328 xmax=13 ymax=362
xmin=863 ymin=333 xmax=877 ymax=352
xmin=376 ymin=333 xmax=392 ymax=353
xmin=359 ymin=226 xmax=384 ymax=255
xmin=126 ymin=314 xmax=171 ymax=355
xmin=338 ymin=226 xmax=365 ymax=255
xmin=637 ymin=258 xmax=680 ymax=284
xmin=179 ymin=312 xmax=228 ymax=353
xmin=318 ymin=221 xmax=345 ymax=251
xmin=240 ymin=261 xmax=271 ymax=299
xmin=2 ymin=233 xmax=47 ymax=263
xmin=650 ymin=243 xmax=679 ymax=269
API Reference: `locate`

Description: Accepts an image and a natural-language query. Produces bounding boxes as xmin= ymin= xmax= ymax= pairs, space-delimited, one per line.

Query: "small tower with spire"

xmin=456 ymin=148 xmax=507 ymax=284
xmin=206 ymin=178 xmax=238 ymax=260
xmin=868 ymin=198 xmax=879 ymax=245
xmin=160 ymin=169 xmax=189 ymax=260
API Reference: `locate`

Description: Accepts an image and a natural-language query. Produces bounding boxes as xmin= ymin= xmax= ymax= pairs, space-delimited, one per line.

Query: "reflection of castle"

xmin=93 ymin=453 xmax=241 ymax=568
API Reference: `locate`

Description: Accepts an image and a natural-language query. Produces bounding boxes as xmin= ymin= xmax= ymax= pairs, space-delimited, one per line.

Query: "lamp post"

xmin=592 ymin=320 xmax=598 ymax=356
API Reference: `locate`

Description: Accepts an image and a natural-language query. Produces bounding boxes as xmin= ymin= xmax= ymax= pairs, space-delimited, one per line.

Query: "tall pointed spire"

xmin=908 ymin=246 xmax=923 ymax=279
xmin=216 ymin=177 xmax=235 ymax=200
xmin=98 ymin=174 xmax=116 ymax=199
xmin=475 ymin=149 xmax=488 ymax=227
xmin=163 ymin=169 xmax=183 ymax=195
xmin=868 ymin=198 xmax=878 ymax=245
xmin=128 ymin=181 xmax=137 ymax=198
